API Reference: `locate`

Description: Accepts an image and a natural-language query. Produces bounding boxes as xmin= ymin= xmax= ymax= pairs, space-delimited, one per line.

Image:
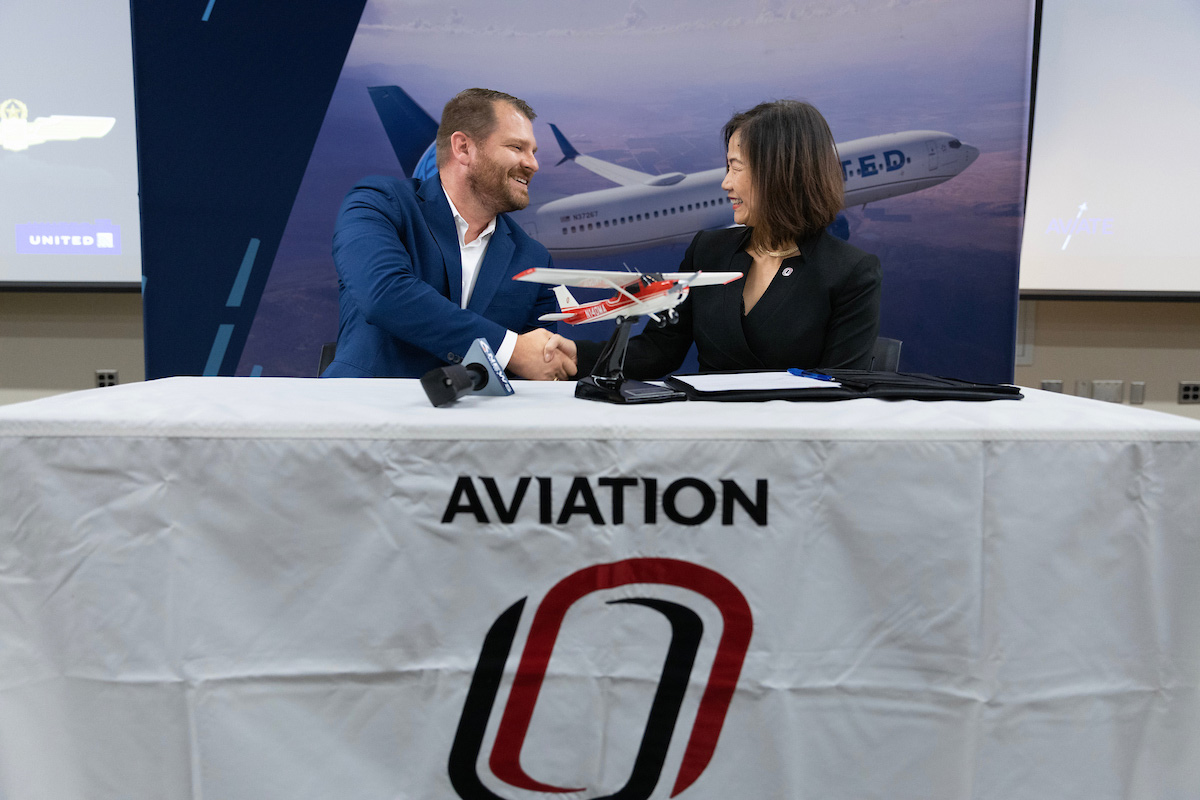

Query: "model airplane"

xmin=513 ymin=266 xmax=741 ymax=325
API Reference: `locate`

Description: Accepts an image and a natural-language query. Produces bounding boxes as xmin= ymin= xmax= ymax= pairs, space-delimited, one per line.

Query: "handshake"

xmin=509 ymin=328 xmax=579 ymax=381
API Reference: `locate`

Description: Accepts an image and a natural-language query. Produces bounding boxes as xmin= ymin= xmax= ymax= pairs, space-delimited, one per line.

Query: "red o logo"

xmin=449 ymin=558 xmax=753 ymax=799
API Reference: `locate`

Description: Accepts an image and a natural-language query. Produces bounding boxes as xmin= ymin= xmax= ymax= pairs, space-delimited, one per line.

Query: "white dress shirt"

xmin=444 ymin=193 xmax=518 ymax=366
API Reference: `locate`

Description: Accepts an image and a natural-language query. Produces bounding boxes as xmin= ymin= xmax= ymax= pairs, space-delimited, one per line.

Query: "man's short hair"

xmin=435 ymin=88 xmax=536 ymax=167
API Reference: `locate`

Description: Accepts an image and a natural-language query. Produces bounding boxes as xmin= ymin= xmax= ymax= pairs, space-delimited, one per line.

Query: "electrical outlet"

xmin=1180 ymin=382 xmax=1200 ymax=404
xmin=95 ymin=369 xmax=118 ymax=388
xmin=1129 ymin=381 xmax=1146 ymax=405
xmin=1091 ymin=380 xmax=1124 ymax=403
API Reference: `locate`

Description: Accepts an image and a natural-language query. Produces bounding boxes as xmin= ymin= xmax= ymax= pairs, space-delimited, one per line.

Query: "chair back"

xmin=318 ymin=342 xmax=338 ymax=376
xmin=869 ymin=337 xmax=902 ymax=371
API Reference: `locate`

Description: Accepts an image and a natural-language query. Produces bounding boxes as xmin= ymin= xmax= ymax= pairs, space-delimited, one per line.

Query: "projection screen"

xmin=0 ymin=0 xmax=141 ymax=288
xmin=1020 ymin=0 xmax=1200 ymax=296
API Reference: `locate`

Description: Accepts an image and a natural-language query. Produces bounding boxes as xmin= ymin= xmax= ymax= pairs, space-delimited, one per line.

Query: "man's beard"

xmin=466 ymin=150 xmax=530 ymax=215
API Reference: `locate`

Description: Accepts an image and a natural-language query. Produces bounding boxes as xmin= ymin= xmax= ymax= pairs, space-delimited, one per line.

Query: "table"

xmin=2 ymin=378 xmax=1198 ymax=800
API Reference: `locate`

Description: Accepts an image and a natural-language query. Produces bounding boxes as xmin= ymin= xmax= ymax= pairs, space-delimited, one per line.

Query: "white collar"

xmin=443 ymin=191 xmax=497 ymax=247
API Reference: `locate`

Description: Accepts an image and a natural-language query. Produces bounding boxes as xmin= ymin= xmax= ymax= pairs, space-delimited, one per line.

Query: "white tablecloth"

xmin=2 ymin=378 xmax=1198 ymax=800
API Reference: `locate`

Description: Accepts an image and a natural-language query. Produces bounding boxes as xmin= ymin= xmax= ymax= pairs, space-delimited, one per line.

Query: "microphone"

xmin=421 ymin=338 xmax=514 ymax=407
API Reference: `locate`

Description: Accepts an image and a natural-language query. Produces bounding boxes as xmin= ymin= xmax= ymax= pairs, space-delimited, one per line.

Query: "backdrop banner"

xmin=133 ymin=0 xmax=367 ymax=378
xmin=135 ymin=1 xmax=1035 ymax=383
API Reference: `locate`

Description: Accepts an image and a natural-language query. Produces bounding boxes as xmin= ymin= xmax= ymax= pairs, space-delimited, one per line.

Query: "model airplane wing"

xmin=549 ymin=124 xmax=688 ymax=187
xmin=516 ymin=267 xmax=742 ymax=289
xmin=660 ymin=271 xmax=742 ymax=286
xmin=514 ymin=267 xmax=645 ymax=289
xmin=26 ymin=115 xmax=116 ymax=146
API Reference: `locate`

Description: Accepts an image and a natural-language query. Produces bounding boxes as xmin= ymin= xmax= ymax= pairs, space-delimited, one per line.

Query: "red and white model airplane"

xmin=512 ymin=267 xmax=742 ymax=326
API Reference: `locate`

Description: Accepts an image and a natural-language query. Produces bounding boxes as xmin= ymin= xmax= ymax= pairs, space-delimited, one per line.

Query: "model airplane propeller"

xmin=512 ymin=265 xmax=743 ymax=404
xmin=512 ymin=266 xmax=742 ymax=326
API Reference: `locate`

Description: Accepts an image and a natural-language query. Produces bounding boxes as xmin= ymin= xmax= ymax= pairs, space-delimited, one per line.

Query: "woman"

xmin=553 ymin=100 xmax=881 ymax=378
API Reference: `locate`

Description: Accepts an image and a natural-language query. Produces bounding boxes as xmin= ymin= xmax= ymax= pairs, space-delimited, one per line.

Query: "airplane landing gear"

xmin=650 ymin=309 xmax=678 ymax=329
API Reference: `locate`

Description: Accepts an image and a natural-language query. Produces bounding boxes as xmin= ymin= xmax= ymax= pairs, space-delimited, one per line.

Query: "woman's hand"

xmin=544 ymin=333 xmax=578 ymax=378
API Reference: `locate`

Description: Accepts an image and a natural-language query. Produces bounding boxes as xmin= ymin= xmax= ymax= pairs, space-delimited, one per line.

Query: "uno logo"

xmin=448 ymin=558 xmax=753 ymax=799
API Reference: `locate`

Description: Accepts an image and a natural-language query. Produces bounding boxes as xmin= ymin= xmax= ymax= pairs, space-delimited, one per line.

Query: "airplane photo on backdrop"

xmin=513 ymin=266 xmax=743 ymax=325
xmin=368 ymin=85 xmax=980 ymax=259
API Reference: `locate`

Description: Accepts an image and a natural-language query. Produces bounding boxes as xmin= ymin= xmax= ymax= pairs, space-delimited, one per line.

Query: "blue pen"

xmin=787 ymin=368 xmax=835 ymax=381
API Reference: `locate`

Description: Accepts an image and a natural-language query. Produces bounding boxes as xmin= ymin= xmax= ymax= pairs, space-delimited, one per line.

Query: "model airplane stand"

xmin=575 ymin=315 xmax=686 ymax=404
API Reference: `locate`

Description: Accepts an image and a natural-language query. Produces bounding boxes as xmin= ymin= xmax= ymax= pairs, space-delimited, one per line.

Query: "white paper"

xmin=673 ymin=371 xmax=841 ymax=391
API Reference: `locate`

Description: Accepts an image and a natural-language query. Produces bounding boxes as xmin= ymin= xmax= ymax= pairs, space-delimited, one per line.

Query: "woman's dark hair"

xmin=723 ymin=100 xmax=844 ymax=248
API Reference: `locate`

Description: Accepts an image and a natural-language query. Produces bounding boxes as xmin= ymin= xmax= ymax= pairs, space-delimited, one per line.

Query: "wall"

xmin=1014 ymin=300 xmax=1200 ymax=419
xmin=0 ymin=292 xmax=144 ymax=406
xmin=3 ymin=295 xmax=1198 ymax=420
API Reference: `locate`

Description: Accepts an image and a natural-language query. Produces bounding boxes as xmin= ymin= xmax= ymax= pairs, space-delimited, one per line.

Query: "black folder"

xmin=664 ymin=370 xmax=1024 ymax=402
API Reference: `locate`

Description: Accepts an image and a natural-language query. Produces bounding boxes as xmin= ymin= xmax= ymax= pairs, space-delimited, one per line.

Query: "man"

xmin=322 ymin=88 xmax=575 ymax=380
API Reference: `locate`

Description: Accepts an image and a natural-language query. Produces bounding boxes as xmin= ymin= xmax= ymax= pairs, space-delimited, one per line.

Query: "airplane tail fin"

xmin=549 ymin=123 xmax=580 ymax=166
xmin=368 ymin=86 xmax=439 ymax=177
xmin=552 ymin=284 xmax=580 ymax=310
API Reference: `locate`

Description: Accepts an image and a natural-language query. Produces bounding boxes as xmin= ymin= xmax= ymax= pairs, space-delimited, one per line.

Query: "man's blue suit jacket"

xmin=323 ymin=175 xmax=556 ymax=378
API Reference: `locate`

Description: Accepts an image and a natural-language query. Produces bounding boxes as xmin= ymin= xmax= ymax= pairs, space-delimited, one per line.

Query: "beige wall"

xmin=1014 ymin=299 xmax=1200 ymax=420
xmin=0 ymin=291 xmax=144 ymax=406
xmin=2 ymin=294 xmax=1199 ymax=419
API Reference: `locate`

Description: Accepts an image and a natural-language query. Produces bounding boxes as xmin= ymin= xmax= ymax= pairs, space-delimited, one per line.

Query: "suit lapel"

xmin=466 ymin=215 xmax=515 ymax=314
xmin=418 ymin=178 xmax=463 ymax=306
xmin=713 ymin=238 xmax=764 ymax=368
xmin=721 ymin=277 xmax=766 ymax=369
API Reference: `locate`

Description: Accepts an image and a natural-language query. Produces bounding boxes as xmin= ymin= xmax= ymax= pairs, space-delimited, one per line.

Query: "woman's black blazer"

xmin=576 ymin=226 xmax=882 ymax=378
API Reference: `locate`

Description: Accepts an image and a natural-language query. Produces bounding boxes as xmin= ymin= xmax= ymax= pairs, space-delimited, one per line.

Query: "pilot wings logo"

xmin=0 ymin=98 xmax=115 ymax=152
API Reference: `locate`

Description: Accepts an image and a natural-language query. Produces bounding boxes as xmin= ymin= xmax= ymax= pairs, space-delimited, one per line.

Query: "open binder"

xmin=664 ymin=369 xmax=1024 ymax=402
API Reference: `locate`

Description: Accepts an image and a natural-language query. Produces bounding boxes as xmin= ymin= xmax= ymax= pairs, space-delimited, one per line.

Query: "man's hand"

xmin=509 ymin=329 xmax=577 ymax=380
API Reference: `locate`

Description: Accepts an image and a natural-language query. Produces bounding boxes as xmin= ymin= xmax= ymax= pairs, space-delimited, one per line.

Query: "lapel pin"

xmin=782 ymin=266 xmax=793 ymax=277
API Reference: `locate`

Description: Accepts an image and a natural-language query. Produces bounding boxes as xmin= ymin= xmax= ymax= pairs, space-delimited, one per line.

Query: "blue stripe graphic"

xmin=201 ymin=0 xmax=217 ymax=21
xmin=226 ymin=238 xmax=260 ymax=307
xmin=204 ymin=324 xmax=235 ymax=376
xmin=250 ymin=365 xmax=263 ymax=377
